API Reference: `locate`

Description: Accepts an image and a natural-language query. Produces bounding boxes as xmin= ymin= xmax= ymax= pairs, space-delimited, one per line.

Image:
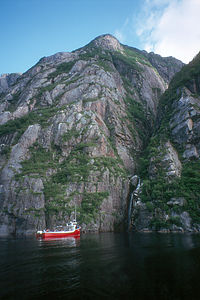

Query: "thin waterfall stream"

xmin=127 ymin=177 xmax=141 ymax=231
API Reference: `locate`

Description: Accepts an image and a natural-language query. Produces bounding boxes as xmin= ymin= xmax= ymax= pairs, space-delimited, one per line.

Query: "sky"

xmin=1 ymin=0 xmax=200 ymax=74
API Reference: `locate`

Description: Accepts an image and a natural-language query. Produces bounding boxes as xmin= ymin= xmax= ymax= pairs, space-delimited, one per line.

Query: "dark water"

xmin=1 ymin=233 xmax=200 ymax=300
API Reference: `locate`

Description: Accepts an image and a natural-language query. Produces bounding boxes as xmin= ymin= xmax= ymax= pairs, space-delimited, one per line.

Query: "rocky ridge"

xmin=0 ymin=73 xmax=21 ymax=94
xmin=133 ymin=52 xmax=200 ymax=232
xmin=0 ymin=34 xmax=184 ymax=235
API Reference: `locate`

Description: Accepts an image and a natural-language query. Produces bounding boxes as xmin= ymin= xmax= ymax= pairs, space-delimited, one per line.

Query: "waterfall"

xmin=134 ymin=178 xmax=141 ymax=195
xmin=127 ymin=177 xmax=141 ymax=231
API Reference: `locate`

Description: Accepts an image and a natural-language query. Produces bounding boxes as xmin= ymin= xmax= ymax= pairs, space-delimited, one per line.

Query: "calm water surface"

xmin=1 ymin=232 xmax=200 ymax=299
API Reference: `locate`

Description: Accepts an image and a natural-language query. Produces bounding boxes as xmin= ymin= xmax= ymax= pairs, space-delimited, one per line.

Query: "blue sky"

xmin=1 ymin=0 xmax=200 ymax=74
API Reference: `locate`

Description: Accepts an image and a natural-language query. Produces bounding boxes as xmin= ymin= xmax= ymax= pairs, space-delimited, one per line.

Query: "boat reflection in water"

xmin=37 ymin=235 xmax=80 ymax=248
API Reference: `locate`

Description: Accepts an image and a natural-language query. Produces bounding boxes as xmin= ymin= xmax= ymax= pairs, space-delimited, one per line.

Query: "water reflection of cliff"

xmin=1 ymin=233 xmax=200 ymax=299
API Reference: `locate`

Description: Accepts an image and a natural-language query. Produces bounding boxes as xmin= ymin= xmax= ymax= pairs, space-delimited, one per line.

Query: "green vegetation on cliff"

xmin=140 ymin=154 xmax=200 ymax=227
xmin=170 ymin=52 xmax=200 ymax=91
xmin=0 ymin=106 xmax=59 ymax=141
xmin=48 ymin=61 xmax=76 ymax=79
xmin=138 ymin=52 xmax=200 ymax=230
xmin=80 ymin=191 xmax=109 ymax=224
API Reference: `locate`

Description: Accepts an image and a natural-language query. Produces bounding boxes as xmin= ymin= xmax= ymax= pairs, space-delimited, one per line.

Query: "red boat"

xmin=36 ymin=220 xmax=81 ymax=239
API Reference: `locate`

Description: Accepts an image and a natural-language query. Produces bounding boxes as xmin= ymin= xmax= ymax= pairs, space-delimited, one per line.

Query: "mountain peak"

xmin=90 ymin=34 xmax=124 ymax=53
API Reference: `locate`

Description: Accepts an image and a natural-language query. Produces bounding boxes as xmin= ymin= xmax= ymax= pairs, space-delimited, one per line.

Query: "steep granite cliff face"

xmin=0 ymin=34 xmax=183 ymax=235
xmin=0 ymin=73 xmax=21 ymax=94
xmin=134 ymin=52 xmax=200 ymax=232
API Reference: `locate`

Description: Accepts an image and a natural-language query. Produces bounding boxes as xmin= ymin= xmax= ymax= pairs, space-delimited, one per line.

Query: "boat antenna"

xmin=75 ymin=203 xmax=76 ymax=222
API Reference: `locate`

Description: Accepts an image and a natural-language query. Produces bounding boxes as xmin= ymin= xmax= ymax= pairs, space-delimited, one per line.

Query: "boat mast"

xmin=74 ymin=203 xmax=76 ymax=222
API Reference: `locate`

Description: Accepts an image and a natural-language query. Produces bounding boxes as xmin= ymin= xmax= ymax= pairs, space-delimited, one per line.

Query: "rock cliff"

xmin=0 ymin=73 xmax=21 ymax=94
xmin=0 ymin=34 xmax=184 ymax=235
xmin=134 ymin=52 xmax=200 ymax=232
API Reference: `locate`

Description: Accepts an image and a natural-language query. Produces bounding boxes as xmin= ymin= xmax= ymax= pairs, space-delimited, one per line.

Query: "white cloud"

xmin=114 ymin=30 xmax=125 ymax=43
xmin=114 ymin=18 xmax=130 ymax=43
xmin=137 ymin=0 xmax=200 ymax=63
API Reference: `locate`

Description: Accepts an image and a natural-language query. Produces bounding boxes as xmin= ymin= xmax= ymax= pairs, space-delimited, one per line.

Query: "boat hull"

xmin=36 ymin=229 xmax=80 ymax=239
